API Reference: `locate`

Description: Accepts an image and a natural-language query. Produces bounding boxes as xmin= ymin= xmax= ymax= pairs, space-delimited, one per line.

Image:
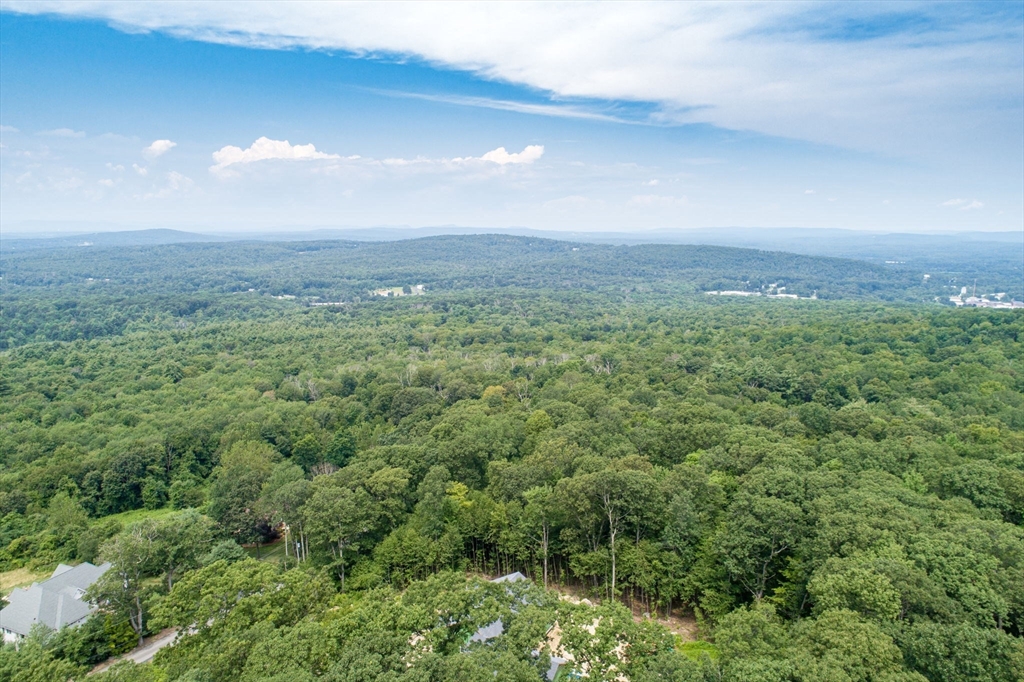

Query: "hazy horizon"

xmin=4 ymin=222 xmax=1022 ymax=241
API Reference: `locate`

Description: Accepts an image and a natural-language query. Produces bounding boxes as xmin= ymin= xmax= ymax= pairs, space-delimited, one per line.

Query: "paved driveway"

xmin=90 ymin=628 xmax=178 ymax=674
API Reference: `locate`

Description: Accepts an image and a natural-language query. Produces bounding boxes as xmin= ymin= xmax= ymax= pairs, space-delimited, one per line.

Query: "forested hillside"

xmin=1 ymin=271 xmax=1022 ymax=680
xmin=4 ymin=234 xmax=992 ymax=350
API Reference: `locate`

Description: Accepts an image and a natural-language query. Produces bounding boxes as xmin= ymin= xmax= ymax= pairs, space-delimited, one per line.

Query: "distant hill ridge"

xmin=1 ymin=228 xmax=222 ymax=251
xmin=4 ymin=227 xmax=1018 ymax=282
xmin=0 ymin=232 xmax=961 ymax=302
xmin=2 ymin=232 xmax=1020 ymax=349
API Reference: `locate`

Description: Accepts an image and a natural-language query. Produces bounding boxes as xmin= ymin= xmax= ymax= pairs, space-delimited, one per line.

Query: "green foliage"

xmin=201 ymin=540 xmax=247 ymax=566
xmin=90 ymin=520 xmax=161 ymax=645
xmin=898 ymin=622 xmax=1024 ymax=682
xmin=0 ymin=632 xmax=87 ymax=682
xmin=142 ymin=477 xmax=169 ymax=510
xmin=808 ymin=558 xmax=902 ymax=621
xmin=678 ymin=640 xmax=720 ymax=661
xmin=291 ymin=434 xmax=323 ymax=472
xmin=324 ymin=428 xmax=357 ymax=468
xmin=48 ymin=613 xmax=136 ymax=666
xmin=0 ymin=246 xmax=1022 ymax=679
xmin=169 ymin=475 xmax=205 ymax=510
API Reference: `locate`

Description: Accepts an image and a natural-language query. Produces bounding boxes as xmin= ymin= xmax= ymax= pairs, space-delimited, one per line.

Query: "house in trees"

xmin=0 ymin=562 xmax=110 ymax=642
xmin=469 ymin=572 xmax=528 ymax=644
xmin=469 ymin=572 xmax=568 ymax=681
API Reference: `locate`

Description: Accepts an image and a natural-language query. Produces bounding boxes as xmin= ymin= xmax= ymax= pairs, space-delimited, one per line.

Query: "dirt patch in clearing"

xmin=495 ymin=575 xmax=702 ymax=642
xmin=651 ymin=611 xmax=699 ymax=641
xmin=624 ymin=599 xmax=700 ymax=641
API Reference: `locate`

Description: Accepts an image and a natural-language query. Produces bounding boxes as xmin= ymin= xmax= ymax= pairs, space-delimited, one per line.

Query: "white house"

xmin=0 ymin=562 xmax=110 ymax=642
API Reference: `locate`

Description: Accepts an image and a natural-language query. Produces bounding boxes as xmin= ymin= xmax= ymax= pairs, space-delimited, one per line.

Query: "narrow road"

xmin=123 ymin=628 xmax=178 ymax=664
xmin=90 ymin=628 xmax=178 ymax=674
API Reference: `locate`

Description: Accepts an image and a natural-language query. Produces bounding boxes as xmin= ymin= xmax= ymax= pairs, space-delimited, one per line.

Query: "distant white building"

xmin=372 ymin=284 xmax=427 ymax=297
xmin=964 ymin=298 xmax=1023 ymax=309
xmin=706 ymin=290 xmax=761 ymax=297
xmin=0 ymin=562 xmax=110 ymax=642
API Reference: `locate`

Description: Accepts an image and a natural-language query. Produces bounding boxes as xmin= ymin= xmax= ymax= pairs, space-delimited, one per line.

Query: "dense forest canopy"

xmin=0 ymin=236 xmax=1022 ymax=681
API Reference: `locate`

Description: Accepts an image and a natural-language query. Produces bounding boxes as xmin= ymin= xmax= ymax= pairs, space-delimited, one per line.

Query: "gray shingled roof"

xmin=468 ymin=572 xmax=530 ymax=644
xmin=490 ymin=571 xmax=526 ymax=584
xmin=468 ymin=573 xmax=565 ymax=680
xmin=0 ymin=562 xmax=110 ymax=637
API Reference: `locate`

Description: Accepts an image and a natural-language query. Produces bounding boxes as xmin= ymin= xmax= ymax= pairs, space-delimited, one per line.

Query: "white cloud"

xmin=132 ymin=163 xmax=148 ymax=176
xmin=479 ymin=145 xmax=544 ymax=165
xmin=98 ymin=178 xmax=116 ymax=187
xmin=143 ymin=139 xmax=177 ymax=158
xmin=4 ymin=2 xmax=1018 ymax=156
xmin=804 ymin=189 xmax=815 ymax=194
xmin=0 ymin=125 xmax=19 ymax=133
xmin=106 ymin=163 xmax=125 ymax=172
xmin=941 ymin=198 xmax=983 ymax=210
xmin=210 ymin=136 xmax=340 ymax=173
xmin=643 ymin=179 xmax=659 ymax=186
xmin=39 ymin=128 xmax=85 ymax=138
xmin=329 ymin=144 xmax=544 ymax=173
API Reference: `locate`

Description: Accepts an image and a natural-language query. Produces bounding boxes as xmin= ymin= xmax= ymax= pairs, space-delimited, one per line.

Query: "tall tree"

xmin=304 ymin=484 xmax=376 ymax=590
xmin=90 ymin=521 xmax=160 ymax=646
xmin=522 ymin=485 xmax=557 ymax=588
xmin=154 ymin=510 xmax=216 ymax=590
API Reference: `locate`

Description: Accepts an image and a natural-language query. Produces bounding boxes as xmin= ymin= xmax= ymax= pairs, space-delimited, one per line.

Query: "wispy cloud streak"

xmin=3 ymin=1 xmax=1019 ymax=156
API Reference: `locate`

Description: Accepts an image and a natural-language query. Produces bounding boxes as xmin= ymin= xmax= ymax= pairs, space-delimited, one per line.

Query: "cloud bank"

xmin=479 ymin=145 xmax=544 ymax=165
xmin=209 ymin=139 xmax=542 ymax=175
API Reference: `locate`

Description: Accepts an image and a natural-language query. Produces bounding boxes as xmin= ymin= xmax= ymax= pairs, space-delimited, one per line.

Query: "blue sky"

xmin=1 ymin=2 xmax=1021 ymax=234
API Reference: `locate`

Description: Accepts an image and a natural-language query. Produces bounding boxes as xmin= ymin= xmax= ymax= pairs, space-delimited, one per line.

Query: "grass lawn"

xmin=102 ymin=506 xmax=179 ymax=527
xmin=0 ymin=567 xmax=49 ymax=595
xmin=244 ymin=539 xmax=289 ymax=565
xmin=679 ymin=639 xmax=720 ymax=661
